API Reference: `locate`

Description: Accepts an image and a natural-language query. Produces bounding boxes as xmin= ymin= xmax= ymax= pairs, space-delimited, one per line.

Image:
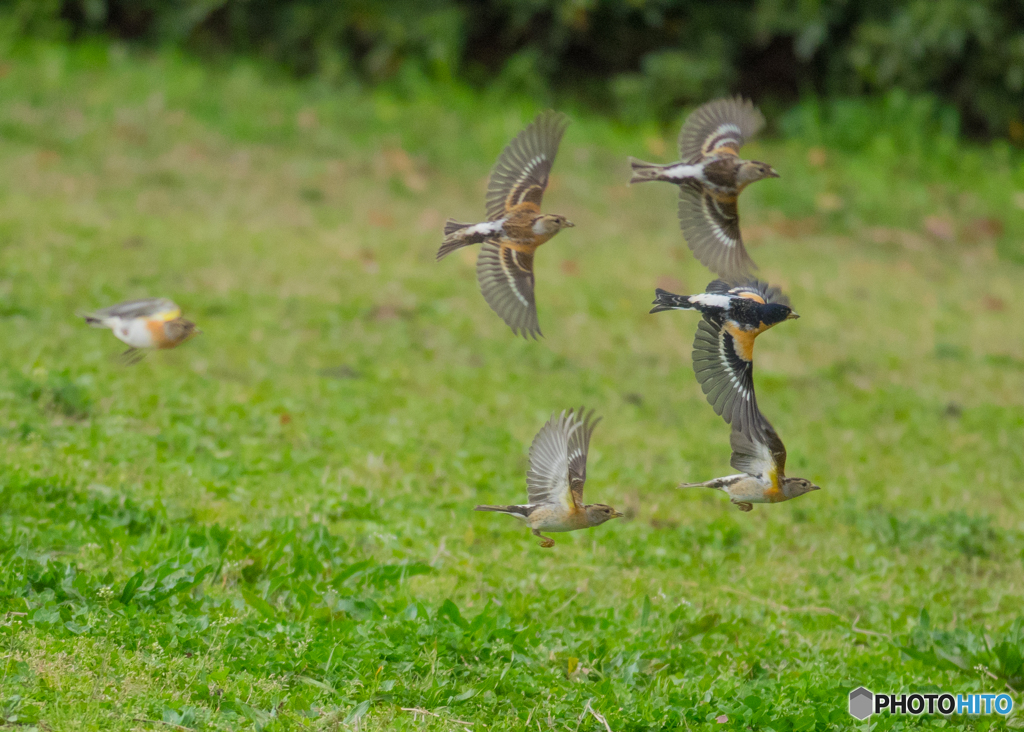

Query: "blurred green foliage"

xmin=1 ymin=0 xmax=1023 ymax=137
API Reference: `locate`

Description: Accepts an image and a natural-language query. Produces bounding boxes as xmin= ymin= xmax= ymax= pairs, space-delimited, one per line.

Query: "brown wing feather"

xmin=486 ymin=110 xmax=569 ymax=221
xmin=476 ymin=240 xmax=541 ymax=339
xmin=677 ymin=183 xmax=756 ymax=280
xmin=566 ymin=407 xmax=600 ymax=504
xmin=763 ymin=419 xmax=787 ymax=477
xmin=88 ymin=298 xmax=181 ymax=321
xmin=678 ymin=97 xmax=765 ymax=163
xmin=526 ymin=410 xmax=575 ymax=510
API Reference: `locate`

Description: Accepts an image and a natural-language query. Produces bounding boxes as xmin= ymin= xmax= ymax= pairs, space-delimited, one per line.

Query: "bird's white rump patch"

xmin=466 ymin=220 xmax=505 ymax=237
xmin=689 ymin=293 xmax=731 ymax=309
xmin=659 ymin=164 xmax=702 ymax=181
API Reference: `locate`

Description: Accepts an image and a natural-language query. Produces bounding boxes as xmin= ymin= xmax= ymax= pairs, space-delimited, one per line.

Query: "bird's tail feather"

xmin=650 ymin=288 xmax=693 ymax=314
xmin=474 ymin=504 xmax=529 ymax=517
xmin=77 ymin=311 xmax=106 ymax=327
xmin=628 ymin=157 xmax=671 ymax=184
xmin=443 ymin=219 xmax=470 ymax=237
xmin=437 ymin=220 xmax=478 ymax=261
xmin=678 ymin=478 xmax=733 ymax=492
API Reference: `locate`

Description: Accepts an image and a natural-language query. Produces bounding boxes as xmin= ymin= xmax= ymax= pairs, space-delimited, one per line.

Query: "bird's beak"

xmin=612 ymin=510 xmax=624 ymax=518
xmin=768 ymin=167 xmax=780 ymax=178
xmin=811 ymin=484 xmax=821 ymax=491
xmin=786 ymin=312 xmax=800 ymax=320
xmin=564 ymin=220 xmax=575 ymax=228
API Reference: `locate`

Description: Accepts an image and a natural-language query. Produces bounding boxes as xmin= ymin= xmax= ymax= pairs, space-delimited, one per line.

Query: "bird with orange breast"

xmin=651 ymin=280 xmax=798 ymax=436
xmin=475 ymin=408 xmax=623 ymax=547
xmin=679 ymin=415 xmax=819 ymax=512
xmin=437 ymin=110 xmax=574 ymax=339
xmin=81 ymin=298 xmax=199 ymax=364
xmin=651 ymin=280 xmax=819 ymax=510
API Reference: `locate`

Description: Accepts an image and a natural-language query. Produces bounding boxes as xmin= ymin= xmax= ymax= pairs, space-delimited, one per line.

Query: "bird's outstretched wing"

xmin=526 ymin=410 xmax=582 ymax=510
xmin=692 ymin=317 xmax=762 ymax=437
xmin=729 ymin=416 xmax=787 ymax=487
xmin=677 ymin=183 xmax=755 ymax=280
xmin=477 ymin=241 xmax=541 ymax=339
xmin=486 ymin=110 xmax=569 ymax=221
xmin=678 ymin=96 xmax=765 ymax=162
xmin=705 ymin=279 xmax=790 ymax=306
xmin=88 ymin=298 xmax=181 ymax=321
xmin=566 ymin=407 xmax=600 ymax=505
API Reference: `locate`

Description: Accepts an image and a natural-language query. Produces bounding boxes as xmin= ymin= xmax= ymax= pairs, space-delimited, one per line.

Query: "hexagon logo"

xmin=849 ymin=687 xmax=873 ymax=720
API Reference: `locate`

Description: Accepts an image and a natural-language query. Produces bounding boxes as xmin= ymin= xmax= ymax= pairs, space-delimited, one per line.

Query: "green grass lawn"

xmin=1 ymin=41 xmax=1024 ymax=731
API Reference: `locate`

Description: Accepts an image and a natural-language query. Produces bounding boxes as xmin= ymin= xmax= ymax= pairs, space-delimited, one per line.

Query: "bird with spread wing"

xmin=629 ymin=97 xmax=777 ymax=280
xmin=679 ymin=417 xmax=819 ymax=511
xmin=474 ymin=408 xmax=623 ymax=547
xmin=651 ymin=279 xmax=819 ymax=510
xmin=651 ymin=280 xmax=798 ymax=436
xmin=437 ymin=110 xmax=574 ymax=339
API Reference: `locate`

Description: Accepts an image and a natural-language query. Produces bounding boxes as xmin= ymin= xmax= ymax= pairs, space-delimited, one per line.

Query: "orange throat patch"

xmin=145 ymin=319 xmax=176 ymax=349
xmin=723 ymin=323 xmax=756 ymax=362
xmin=531 ymin=232 xmax=555 ymax=248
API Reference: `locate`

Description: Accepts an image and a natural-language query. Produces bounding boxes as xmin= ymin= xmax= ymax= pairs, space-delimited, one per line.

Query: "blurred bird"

xmin=629 ymin=96 xmax=777 ymax=279
xmin=650 ymin=280 xmax=797 ymax=436
xmin=475 ymin=407 xmax=623 ymax=547
xmin=81 ymin=298 xmax=199 ymax=364
xmin=679 ymin=419 xmax=820 ymax=511
xmin=437 ymin=110 xmax=574 ymax=339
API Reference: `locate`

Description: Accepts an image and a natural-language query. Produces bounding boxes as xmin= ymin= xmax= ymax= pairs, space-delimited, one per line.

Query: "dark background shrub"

xmin=3 ymin=0 xmax=1023 ymax=138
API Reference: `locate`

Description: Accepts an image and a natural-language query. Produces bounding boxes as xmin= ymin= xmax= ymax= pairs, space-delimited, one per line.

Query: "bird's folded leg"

xmin=735 ymin=501 xmax=753 ymax=512
xmin=532 ymin=529 xmax=555 ymax=548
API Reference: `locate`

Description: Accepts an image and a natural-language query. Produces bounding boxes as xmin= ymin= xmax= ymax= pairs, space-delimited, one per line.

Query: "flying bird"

xmin=651 ymin=280 xmax=797 ymax=436
xmin=475 ymin=408 xmax=623 ymax=547
xmin=679 ymin=418 xmax=819 ymax=511
xmin=80 ymin=298 xmax=199 ymax=364
xmin=438 ymin=110 xmax=574 ymax=339
xmin=629 ymin=97 xmax=777 ymax=279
